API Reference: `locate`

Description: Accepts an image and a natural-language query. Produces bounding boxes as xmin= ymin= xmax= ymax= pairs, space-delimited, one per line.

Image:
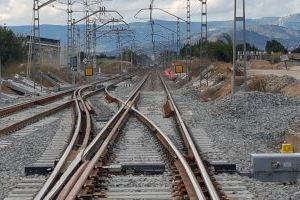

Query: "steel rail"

xmin=0 ymin=75 xmax=123 ymax=118
xmin=34 ymin=87 xmax=83 ymax=200
xmin=61 ymin=74 xmax=149 ymax=199
xmin=105 ymin=76 xmax=206 ymax=199
xmin=0 ymin=88 xmax=74 ymax=118
xmin=66 ymin=94 xmax=140 ymax=199
xmin=40 ymin=74 xmax=139 ymax=200
xmin=0 ymin=100 xmax=73 ymax=136
xmin=0 ymin=75 xmax=128 ymax=137
xmin=159 ymin=73 xmax=220 ymax=200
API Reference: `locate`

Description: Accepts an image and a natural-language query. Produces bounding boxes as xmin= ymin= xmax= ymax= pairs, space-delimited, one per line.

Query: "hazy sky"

xmin=0 ymin=0 xmax=299 ymax=26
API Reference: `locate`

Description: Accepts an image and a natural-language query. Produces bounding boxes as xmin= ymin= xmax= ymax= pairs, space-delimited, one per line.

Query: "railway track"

xmin=3 ymin=74 xmax=138 ymax=200
xmin=0 ymin=75 xmax=126 ymax=136
xmin=5 ymin=71 xmax=225 ymax=199
xmin=29 ymin=71 xmax=220 ymax=199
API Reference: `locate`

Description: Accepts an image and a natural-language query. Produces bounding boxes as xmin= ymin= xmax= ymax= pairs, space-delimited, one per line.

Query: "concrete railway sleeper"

xmin=0 ymin=75 xmax=129 ymax=137
xmin=158 ymin=73 xmax=221 ymax=200
xmin=3 ymin=74 xmax=137 ymax=200
xmin=33 ymin=74 xmax=139 ymax=200
xmin=0 ymin=74 xmax=124 ymax=118
xmin=50 ymin=73 xmax=208 ymax=199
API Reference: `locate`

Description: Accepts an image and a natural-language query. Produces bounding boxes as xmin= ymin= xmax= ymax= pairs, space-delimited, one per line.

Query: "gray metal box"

xmin=251 ymin=153 xmax=300 ymax=182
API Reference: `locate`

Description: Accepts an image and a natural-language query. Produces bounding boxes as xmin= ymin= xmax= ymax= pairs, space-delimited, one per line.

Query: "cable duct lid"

xmin=251 ymin=153 xmax=300 ymax=182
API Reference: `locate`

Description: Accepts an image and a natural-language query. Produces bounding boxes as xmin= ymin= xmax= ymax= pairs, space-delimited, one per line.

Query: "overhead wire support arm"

xmin=134 ymin=8 xmax=187 ymax=23
xmin=38 ymin=0 xmax=57 ymax=9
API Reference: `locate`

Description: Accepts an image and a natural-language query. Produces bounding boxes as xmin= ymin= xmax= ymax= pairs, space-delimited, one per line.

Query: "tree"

xmin=265 ymin=40 xmax=287 ymax=54
xmin=0 ymin=26 xmax=27 ymax=65
xmin=237 ymin=43 xmax=259 ymax=52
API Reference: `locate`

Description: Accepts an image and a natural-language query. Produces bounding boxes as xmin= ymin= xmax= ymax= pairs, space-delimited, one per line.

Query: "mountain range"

xmin=8 ymin=13 xmax=300 ymax=53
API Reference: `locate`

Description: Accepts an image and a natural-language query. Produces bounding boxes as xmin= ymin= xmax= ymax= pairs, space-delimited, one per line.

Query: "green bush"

xmin=0 ymin=26 xmax=27 ymax=66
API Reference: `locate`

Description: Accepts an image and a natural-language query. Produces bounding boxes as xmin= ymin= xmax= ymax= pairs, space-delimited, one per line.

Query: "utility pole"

xmin=0 ymin=57 xmax=2 ymax=93
xmin=186 ymin=0 xmax=191 ymax=80
xmin=232 ymin=0 xmax=246 ymax=94
xmin=27 ymin=0 xmax=40 ymax=90
xmin=200 ymin=0 xmax=208 ymax=86
xmin=77 ymin=28 xmax=81 ymax=74
xmin=67 ymin=0 xmax=74 ymax=83
xmin=177 ymin=18 xmax=181 ymax=59
xmin=150 ymin=0 xmax=155 ymax=60
xmin=92 ymin=21 xmax=97 ymax=71
xmin=28 ymin=0 xmax=56 ymax=87
xmin=117 ymin=31 xmax=123 ymax=72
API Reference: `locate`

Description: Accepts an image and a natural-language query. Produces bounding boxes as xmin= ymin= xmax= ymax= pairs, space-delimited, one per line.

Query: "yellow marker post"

xmin=175 ymin=65 xmax=184 ymax=73
xmin=85 ymin=67 xmax=93 ymax=77
xmin=280 ymin=142 xmax=293 ymax=153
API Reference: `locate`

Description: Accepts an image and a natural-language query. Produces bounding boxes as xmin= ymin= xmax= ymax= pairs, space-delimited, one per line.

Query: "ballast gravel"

xmin=0 ymin=93 xmax=33 ymax=108
xmin=264 ymin=75 xmax=298 ymax=92
xmin=0 ymin=113 xmax=65 ymax=199
xmin=173 ymin=89 xmax=300 ymax=171
xmin=171 ymin=84 xmax=300 ymax=200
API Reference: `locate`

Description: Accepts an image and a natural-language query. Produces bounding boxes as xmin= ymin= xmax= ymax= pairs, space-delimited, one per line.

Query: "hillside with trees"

xmin=0 ymin=26 xmax=27 ymax=66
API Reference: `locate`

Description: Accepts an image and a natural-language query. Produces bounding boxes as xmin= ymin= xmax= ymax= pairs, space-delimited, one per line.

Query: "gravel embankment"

xmin=171 ymin=84 xmax=300 ymax=199
xmin=102 ymin=117 xmax=173 ymax=199
xmin=174 ymin=88 xmax=300 ymax=171
xmin=111 ymin=76 xmax=142 ymax=101
xmin=0 ymin=112 xmax=67 ymax=199
xmin=0 ymin=93 xmax=32 ymax=108
xmin=265 ymin=75 xmax=298 ymax=92
xmin=89 ymin=93 xmax=119 ymax=135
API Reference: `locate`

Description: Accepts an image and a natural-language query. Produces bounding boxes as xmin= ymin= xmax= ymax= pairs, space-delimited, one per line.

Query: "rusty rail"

xmin=0 ymin=74 xmax=124 ymax=118
xmin=0 ymin=88 xmax=74 ymax=118
xmin=105 ymin=73 xmax=206 ymax=199
xmin=59 ymin=72 xmax=206 ymax=199
xmin=59 ymin=74 xmax=148 ymax=199
xmin=159 ymin=73 xmax=220 ymax=200
xmin=37 ymin=74 xmax=138 ymax=200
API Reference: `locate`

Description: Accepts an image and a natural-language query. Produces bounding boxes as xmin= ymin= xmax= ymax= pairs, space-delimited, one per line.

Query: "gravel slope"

xmin=171 ymin=84 xmax=300 ymax=199
xmin=0 ymin=111 xmax=69 ymax=199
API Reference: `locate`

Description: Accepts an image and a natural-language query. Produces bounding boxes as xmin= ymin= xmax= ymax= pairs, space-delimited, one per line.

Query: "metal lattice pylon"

xmin=200 ymin=0 xmax=208 ymax=86
xmin=186 ymin=0 xmax=191 ymax=79
xmin=150 ymin=0 xmax=155 ymax=58
xmin=92 ymin=21 xmax=97 ymax=70
xmin=67 ymin=0 xmax=72 ymax=68
xmin=27 ymin=0 xmax=40 ymax=80
xmin=232 ymin=0 xmax=246 ymax=94
xmin=85 ymin=3 xmax=92 ymax=66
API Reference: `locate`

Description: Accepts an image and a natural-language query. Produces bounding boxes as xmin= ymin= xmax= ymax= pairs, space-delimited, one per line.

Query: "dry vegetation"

xmin=248 ymin=60 xmax=283 ymax=70
xmin=195 ymin=60 xmax=300 ymax=101
xmin=98 ymin=59 xmax=132 ymax=74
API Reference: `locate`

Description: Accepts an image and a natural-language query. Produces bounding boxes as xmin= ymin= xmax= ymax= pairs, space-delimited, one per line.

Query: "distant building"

xmin=26 ymin=36 xmax=61 ymax=67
